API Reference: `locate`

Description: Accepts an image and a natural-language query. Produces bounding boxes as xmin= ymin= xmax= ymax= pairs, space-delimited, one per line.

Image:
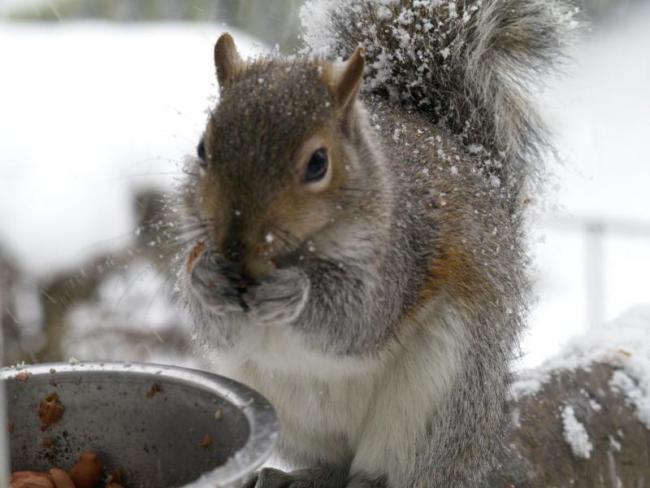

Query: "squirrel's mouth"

xmin=219 ymin=261 xmax=255 ymax=312
xmin=240 ymin=255 xmax=276 ymax=281
xmin=220 ymin=261 xmax=255 ymax=291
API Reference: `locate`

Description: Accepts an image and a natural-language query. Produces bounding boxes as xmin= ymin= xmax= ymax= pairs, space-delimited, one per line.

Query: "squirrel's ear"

xmin=214 ymin=33 xmax=244 ymax=91
xmin=325 ymin=47 xmax=365 ymax=109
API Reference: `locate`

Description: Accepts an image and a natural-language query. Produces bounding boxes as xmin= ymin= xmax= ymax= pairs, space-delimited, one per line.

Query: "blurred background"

xmin=0 ymin=0 xmax=648 ymax=370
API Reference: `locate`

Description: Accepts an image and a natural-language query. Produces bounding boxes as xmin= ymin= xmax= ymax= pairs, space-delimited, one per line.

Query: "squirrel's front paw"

xmin=189 ymin=250 xmax=248 ymax=314
xmin=243 ymin=267 xmax=309 ymax=326
xmin=244 ymin=467 xmax=347 ymax=488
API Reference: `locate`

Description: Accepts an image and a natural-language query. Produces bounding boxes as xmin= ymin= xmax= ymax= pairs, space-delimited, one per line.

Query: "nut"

xmin=68 ymin=452 xmax=103 ymax=488
xmin=38 ymin=393 xmax=64 ymax=431
xmin=10 ymin=471 xmax=54 ymax=488
xmin=15 ymin=371 xmax=30 ymax=382
xmin=145 ymin=382 xmax=163 ymax=399
xmin=48 ymin=469 xmax=75 ymax=488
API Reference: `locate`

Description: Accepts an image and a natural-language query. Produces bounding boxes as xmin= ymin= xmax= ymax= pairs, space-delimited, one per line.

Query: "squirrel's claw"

xmin=189 ymin=250 xmax=247 ymax=314
xmin=243 ymin=468 xmax=290 ymax=488
xmin=243 ymin=267 xmax=309 ymax=327
xmin=244 ymin=467 xmax=347 ymax=488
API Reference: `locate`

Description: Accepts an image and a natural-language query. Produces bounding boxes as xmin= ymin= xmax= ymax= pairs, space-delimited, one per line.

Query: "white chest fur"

xmin=213 ymin=300 xmax=467 ymax=486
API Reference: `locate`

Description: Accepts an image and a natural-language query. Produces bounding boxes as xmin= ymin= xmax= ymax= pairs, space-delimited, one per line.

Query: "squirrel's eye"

xmin=197 ymin=139 xmax=207 ymax=167
xmin=304 ymin=148 xmax=328 ymax=183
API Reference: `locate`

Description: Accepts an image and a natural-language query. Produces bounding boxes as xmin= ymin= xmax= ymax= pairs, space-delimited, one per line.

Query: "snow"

xmin=520 ymin=5 xmax=650 ymax=367
xmin=0 ymin=0 xmax=43 ymax=14
xmin=68 ymin=260 xmax=179 ymax=333
xmin=589 ymin=398 xmax=602 ymax=412
xmin=561 ymin=404 xmax=593 ymax=459
xmin=299 ymin=0 xmax=337 ymax=57
xmin=0 ymin=22 xmax=264 ymax=276
xmin=62 ymin=259 xmax=203 ymax=367
xmin=513 ymin=306 xmax=650 ymax=430
xmin=609 ymin=369 xmax=650 ymax=429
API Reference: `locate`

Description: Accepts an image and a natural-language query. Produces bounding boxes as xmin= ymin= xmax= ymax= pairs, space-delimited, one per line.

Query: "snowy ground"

xmin=0 ymin=7 xmax=649 ymax=367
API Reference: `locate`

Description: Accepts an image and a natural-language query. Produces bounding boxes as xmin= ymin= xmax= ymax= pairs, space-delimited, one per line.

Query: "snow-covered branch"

xmin=490 ymin=308 xmax=650 ymax=486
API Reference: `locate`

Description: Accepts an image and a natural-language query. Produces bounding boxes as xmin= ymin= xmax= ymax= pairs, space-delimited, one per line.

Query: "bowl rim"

xmin=1 ymin=361 xmax=279 ymax=488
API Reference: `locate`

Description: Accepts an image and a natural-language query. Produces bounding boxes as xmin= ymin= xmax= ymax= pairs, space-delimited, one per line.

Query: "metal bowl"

xmin=1 ymin=361 xmax=278 ymax=487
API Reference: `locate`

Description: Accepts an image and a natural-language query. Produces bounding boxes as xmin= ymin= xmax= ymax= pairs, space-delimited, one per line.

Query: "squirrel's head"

xmin=187 ymin=33 xmax=390 ymax=279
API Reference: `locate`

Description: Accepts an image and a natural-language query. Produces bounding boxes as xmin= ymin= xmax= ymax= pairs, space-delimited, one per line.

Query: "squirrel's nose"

xmin=224 ymin=238 xmax=246 ymax=263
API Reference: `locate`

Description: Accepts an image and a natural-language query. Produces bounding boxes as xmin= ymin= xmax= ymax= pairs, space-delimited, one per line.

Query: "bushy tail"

xmin=301 ymin=0 xmax=579 ymax=210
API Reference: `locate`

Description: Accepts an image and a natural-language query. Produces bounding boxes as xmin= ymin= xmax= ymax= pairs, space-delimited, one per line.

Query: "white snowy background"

xmin=524 ymin=4 xmax=650 ymax=367
xmin=0 ymin=0 xmax=648 ymax=369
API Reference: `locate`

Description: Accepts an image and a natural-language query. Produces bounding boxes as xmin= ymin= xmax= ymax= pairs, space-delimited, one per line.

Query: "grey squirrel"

xmin=177 ymin=0 xmax=576 ymax=486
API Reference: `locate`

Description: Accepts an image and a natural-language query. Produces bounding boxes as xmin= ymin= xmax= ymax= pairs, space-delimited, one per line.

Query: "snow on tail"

xmin=301 ymin=0 xmax=580 ymax=210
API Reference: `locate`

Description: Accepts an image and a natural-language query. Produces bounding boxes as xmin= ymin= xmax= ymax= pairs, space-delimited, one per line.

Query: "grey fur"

xmin=244 ymin=467 xmax=349 ymax=488
xmin=302 ymin=0 xmax=579 ymax=212
xmin=175 ymin=1 xmax=575 ymax=486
